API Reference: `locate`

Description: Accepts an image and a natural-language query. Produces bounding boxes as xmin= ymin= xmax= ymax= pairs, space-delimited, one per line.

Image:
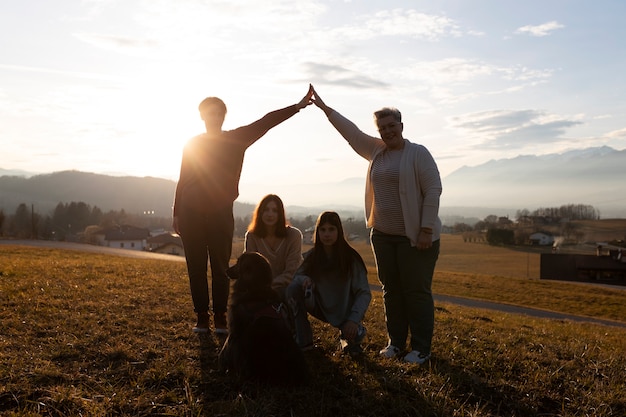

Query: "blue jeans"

xmin=371 ymin=229 xmax=440 ymax=354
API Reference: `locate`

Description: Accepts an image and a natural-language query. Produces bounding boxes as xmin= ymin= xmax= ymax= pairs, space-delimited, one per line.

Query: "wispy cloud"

xmin=0 ymin=63 xmax=120 ymax=82
xmin=301 ymin=62 xmax=389 ymax=88
xmin=606 ymin=128 xmax=626 ymax=139
xmin=74 ymin=33 xmax=159 ymax=54
xmin=451 ymin=109 xmax=582 ymax=149
xmin=389 ymin=59 xmax=553 ymax=104
xmin=516 ymin=21 xmax=564 ymax=37
xmin=328 ymin=8 xmax=462 ymax=41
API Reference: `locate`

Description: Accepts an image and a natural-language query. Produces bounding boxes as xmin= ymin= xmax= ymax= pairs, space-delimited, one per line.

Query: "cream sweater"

xmin=328 ymin=110 xmax=442 ymax=246
xmin=244 ymin=226 xmax=303 ymax=290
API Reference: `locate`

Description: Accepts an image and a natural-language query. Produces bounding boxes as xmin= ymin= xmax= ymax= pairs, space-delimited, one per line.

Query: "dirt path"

xmin=3 ymin=239 xmax=625 ymax=329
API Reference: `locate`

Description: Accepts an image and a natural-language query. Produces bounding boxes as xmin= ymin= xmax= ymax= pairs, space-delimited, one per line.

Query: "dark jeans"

xmin=371 ymin=229 xmax=440 ymax=354
xmin=178 ymin=205 xmax=234 ymax=314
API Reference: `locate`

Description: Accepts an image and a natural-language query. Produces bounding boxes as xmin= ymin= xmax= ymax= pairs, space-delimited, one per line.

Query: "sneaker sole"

xmin=404 ymin=355 xmax=431 ymax=364
xmin=192 ymin=327 xmax=209 ymax=333
xmin=379 ymin=348 xmax=401 ymax=358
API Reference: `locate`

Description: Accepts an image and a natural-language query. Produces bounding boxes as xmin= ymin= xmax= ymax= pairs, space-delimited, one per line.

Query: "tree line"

xmin=0 ymin=202 xmax=170 ymax=240
xmin=0 ymin=201 xmax=601 ymax=245
xmin=451 ymin=203 xmax=601 ymax=246
xmin=0 ymin=201 xmax=370 ymax=242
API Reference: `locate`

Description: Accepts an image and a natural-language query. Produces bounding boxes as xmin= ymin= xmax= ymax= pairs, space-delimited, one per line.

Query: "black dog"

xmin=218 ymin=252 xmax=309 ymax=386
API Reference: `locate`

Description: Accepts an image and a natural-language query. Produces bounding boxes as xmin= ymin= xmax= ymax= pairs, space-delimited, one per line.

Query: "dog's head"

xmin=227 ymin=252 xmax=273 ymax=291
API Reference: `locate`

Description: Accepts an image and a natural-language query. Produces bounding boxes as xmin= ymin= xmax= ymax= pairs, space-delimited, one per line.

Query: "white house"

xmin=147 ymin=233 xmax=184 ymax=256
xmin=98 ymin=225 xmax=151 ymax=250
xmin=529 ymin=232 xmax=555 ymax=246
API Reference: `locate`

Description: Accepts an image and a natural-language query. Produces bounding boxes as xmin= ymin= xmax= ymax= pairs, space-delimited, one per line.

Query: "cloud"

xmin=328 ymin=8 xmax=462 ymax=41
xmin=74 ymin=33 xmax=159 ymax=54
xmin=516 ymin=21 xmax=564 ymax=37
xmin=389 ymin=59 xmax=553 ymax=104
xmin=362 ymin=9 xmax=461 ymax=40
xmin=451 ymin=109 xmax=582 ymax=149
xmin=606 ymin=128 xmax=626 ymax=139
xmin=0 ymin=63 xmax=120 ymax=82
xmin=301 ymin=62 xmax=389 ymax=89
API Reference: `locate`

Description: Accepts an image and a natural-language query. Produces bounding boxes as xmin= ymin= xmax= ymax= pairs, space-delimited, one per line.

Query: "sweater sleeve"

xmin=172 ymin=138 xmax=196 ymax=217
xmin=243 ymin=231 xmax=258 ymax=253
xmin=228 ymin=105 xmax=300 ymax=147
xmin=272 ymin=227 xmax=303 ymax=289
xmin=327 ymin=110 xmax=383 ymax=161
xmin=347 ymin=260 xmax=372 ymax=324
xmin=417 ymin=146 xmax=442 ymax=231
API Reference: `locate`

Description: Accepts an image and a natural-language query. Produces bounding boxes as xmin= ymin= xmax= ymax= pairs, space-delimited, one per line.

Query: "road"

xmin=3 ymin=239 xmax=625 ymax=329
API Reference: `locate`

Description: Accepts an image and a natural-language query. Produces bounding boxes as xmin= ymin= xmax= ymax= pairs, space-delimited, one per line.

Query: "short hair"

xmin=373 ymin=107 xmax=402 ymax=123
xmin=198 ymin=97 xmax=227 ymax=118
xmin=248 ymin=194 xmax=288 ymax=238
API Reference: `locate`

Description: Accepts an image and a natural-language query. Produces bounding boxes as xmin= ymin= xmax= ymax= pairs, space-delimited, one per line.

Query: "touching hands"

xmin=295 ymin=83 xmax=331 ymax=114
xmin=309 ymin=84 xmax=332 ymax=115
xmin=296 ymin=84 xmax=314 ymax=110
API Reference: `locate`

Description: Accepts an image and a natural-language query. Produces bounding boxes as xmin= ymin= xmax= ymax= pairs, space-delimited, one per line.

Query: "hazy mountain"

xmin=441 ymin=146 xmax=626 ymax=218
xmin=0 ymin=168 xmax=38 ymax=178
xmin=0 ymin=171 xmax=179 ymax=217
xmin=1 ymin=146 xmax=625 ymax=221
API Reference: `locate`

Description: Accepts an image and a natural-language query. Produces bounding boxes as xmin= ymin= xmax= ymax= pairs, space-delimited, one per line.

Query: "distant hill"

xmin=441 ymin=146 xmax=626 ymax=218
xmin=2 ymin=146 xmax=625 ymax=220
xmin=0 ymin=171 xmax=254 ymax=219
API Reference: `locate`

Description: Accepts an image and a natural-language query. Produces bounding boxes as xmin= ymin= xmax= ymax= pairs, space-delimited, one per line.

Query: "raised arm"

xmin=311 ymin=85 xmax=383 ymax=161
xmin=228 ymin=85 xmax=314 ymax=147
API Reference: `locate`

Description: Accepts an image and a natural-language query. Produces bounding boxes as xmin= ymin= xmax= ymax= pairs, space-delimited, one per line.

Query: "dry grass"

xmin=1 ymin=243 xmax=626 ymax=416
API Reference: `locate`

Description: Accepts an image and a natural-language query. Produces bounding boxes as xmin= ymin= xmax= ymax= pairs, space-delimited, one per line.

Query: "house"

xmin=96 ymin=225 xmax=151 ymax=250
xmin=529 ymin=231 xmax=555 ymax=246
xmin=303 ymin=227 xmax=314 ymax=245
xmin=541 ymin=252 xmax=626 ymax=286
xmin=147 ymin=233 xmax=184 ymax=256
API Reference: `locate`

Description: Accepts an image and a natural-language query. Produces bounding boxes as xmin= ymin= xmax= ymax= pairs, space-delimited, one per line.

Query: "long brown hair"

xmin=301 ymin=211 xmax=365 ymax=280
xmin=247 ymin=194 xmax=288 ymax=238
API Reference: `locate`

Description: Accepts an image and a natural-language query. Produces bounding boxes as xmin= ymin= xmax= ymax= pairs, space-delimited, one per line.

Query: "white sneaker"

xmin=379 ymin=344 xmax=400 ymax=358
xmin=403 ymin=350 xmax=431 ymax=364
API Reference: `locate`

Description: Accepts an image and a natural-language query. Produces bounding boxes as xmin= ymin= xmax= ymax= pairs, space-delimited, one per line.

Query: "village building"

xmin=529 ymin=231 xmax=555 ymax=246
xmin=146 ymin=233 xmax=184 ymax=256
xmin=93 ymin=225 xmax=151 ymax=250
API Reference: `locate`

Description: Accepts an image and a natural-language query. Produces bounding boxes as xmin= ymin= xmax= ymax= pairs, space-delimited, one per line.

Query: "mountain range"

xmin=440 ymin=146 xmax=626 ymax=218
xmin=1 ymin=146 xmax=625 ymax=220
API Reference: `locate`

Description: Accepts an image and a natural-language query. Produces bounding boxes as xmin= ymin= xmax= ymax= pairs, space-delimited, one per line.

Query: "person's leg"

xmin=286 ymin=276 xmax=315 ymax=349
xmin=371 ymin=230 xmax=408 ymax=351
xmin=206 ymin=204 xmax=234 ymax=333
xmin=178 ymin=209 xmax=210 ymax=331
xmin=397 ymin=239 xmax=440 ymax=355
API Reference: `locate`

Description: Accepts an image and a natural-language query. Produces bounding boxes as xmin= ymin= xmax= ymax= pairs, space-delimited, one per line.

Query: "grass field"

xmin=1 ymin=236 xmax=625 ymax=416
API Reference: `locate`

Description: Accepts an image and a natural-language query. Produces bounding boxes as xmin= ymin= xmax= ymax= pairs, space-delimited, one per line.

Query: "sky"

xmin=2 ymin=0 xmax=626 ymax=208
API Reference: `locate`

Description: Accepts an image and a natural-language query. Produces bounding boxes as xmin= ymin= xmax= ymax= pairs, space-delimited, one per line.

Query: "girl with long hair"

xmin=244 ymin=194 xmax=303 ymax=299
xmin=286 ymin=211 xmax=371 ymax=354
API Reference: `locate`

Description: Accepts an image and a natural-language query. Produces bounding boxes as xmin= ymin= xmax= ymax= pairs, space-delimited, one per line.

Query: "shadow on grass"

xmin=429 ymin=356 xmax=540 ymax=416
xmin=192 ymin=331 xmax=452 ymax=417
